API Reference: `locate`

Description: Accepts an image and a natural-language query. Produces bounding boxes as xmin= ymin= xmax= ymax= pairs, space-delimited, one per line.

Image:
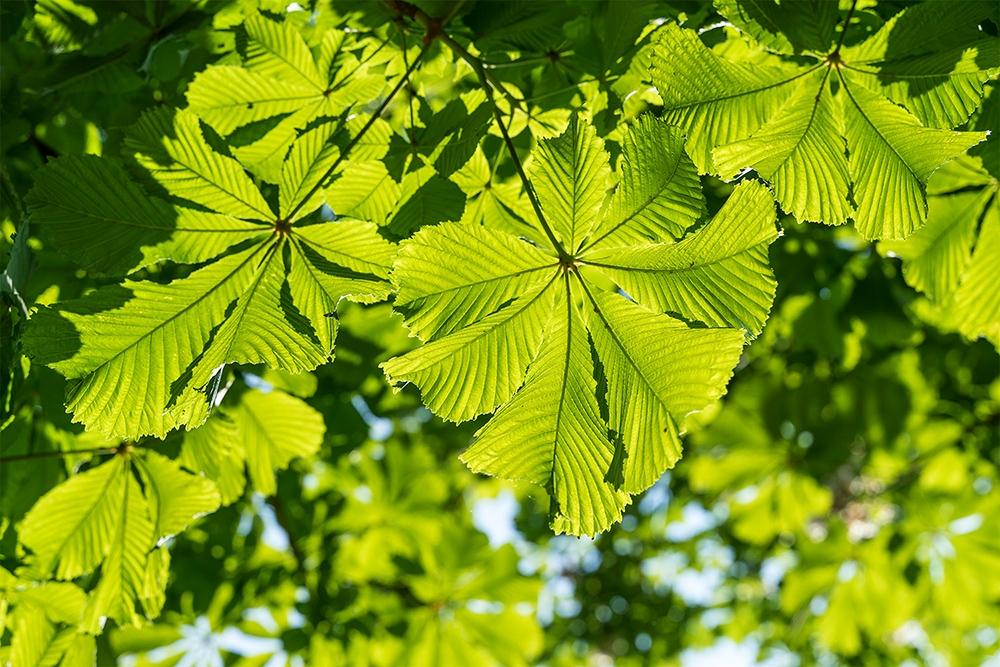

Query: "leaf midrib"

xmin=79 ymin=242 xmax=271 ymax=376
xmin=547 ymin=274 xmax=576 ymax=494
xmin=580 ymin=239 xmax=769 ymax=273
xmin=659 ymin=56 xmax=822 ymax=112
xmin=36 ymin=202 xmax=265 ymax=234
xmin=580 ymin=139 xmax=685 ymax=252
xmin=48 ymin=460 xmax=123 ymax=577
xmin=838 ymin=69 xmax=921 ymax=183
xmin=577 ymin=275 xmax=671 ymax=413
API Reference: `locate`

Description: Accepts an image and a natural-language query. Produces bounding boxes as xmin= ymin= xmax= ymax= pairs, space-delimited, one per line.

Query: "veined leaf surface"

xmin=24 ymin=108 xmax=395 ymax=439
xmin=655 ymin=0 xmax=996 ymax=239
xmin=383 ymin=115 xmax=779 ymax=535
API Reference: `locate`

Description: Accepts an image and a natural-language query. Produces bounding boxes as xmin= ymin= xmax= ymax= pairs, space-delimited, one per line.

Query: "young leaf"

xmin=882 ymin=156 xmax=1000 ymax=348
xmin=384 ymin=115 xmax=778 ymax=535
xmin=180 ymin=413 xmax=246 ymax=506
xmin=234 ymin=388 xmax=325 ymax=496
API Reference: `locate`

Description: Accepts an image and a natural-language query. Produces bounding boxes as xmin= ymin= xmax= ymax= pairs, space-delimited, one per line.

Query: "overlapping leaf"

xmin=341 ymin=95 xmax=489 ymax=238
xmin=17 ymin=452 xmax=220 ymax=631
xmin=383 ymin=114 xmax=779 ymax=535
xmin=2 ymin=577 xmax=94 ymax=667
xmin=882 ymin=155 xmax=1000 ymax=348
xmin=181 ymin=387 xmax=326 ymax=501
xmin=187 ymin=12 xmax=387 ymax=181
xmin=23 ymin=108 xmax=395 ymax=439
xmin=654 ymin=0 xmax=996 ymax=239
xmin=189 ymin=11 xmax=485 ymax=236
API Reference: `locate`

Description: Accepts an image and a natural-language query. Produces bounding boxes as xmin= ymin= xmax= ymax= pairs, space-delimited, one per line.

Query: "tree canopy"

xmin=1 ymin=1 xmax=998 ymax=665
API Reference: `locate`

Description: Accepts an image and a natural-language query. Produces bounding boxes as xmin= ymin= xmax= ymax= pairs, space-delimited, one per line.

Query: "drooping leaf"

xmin=18 ymin=456 xmax=128 ymax=580
xmin=883 ymin=190 xmax=987 ymax=301
xmin=883 ymin=156 xmax=1000 ymax=348
xmin=179 ymin=412 xmax=246 ymax=506
xmin=950 ymin=197 xmax=1000 ymax=346
xmin=17 ymin=452 xmax=220 ymax=631
xmin=181 ymin=387 xmax=326 ymax=498
xmin=234 ymin=388 xmax=325 ymax=496
xmin=9 ymin=602 xmax=92 ymax=667
xmin=138 ymin=451 xmax=221 ymax=539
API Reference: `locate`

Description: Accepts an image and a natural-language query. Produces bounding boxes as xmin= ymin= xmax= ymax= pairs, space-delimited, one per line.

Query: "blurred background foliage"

xmin=1 ymin=0 xmax=998 ymax=666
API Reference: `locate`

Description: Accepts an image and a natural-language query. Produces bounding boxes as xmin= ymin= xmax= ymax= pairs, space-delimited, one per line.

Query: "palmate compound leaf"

xmin=382 ymin=114 xmax=779 ymax=536
xmin=190 ymin=9 xmax=480 ymax=236
xmin=654 ymin=0 xmax=996 ymax=240
xmin=17 ymin=451 xmax=220 ymax=632
xmin=400 ymin=527 xmax=543 ymax=667
xmin=23 ymin=107 xmax=395 ymax=439
xmin=186 ymin=12 xmax=387 ymax=181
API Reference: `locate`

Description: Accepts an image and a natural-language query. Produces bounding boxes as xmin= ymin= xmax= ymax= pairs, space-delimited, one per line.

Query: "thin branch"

xmin=482 ymin=52 xmax=573 ymax=69
xmin=284 ymin=43 xmax=430 ymax=222
xmin=267 ymin=494 xmax=308 ymax=580
xmin=832 ymin=0 xmax=859 ymax=56
xmin=394 ymin=20 xmax=417 ymax=130
xmin=478 ymin=75 xmax=570 ymax=260
xmin=388 ymin=0 xmax=522 ymax=109
xmin=0 ymin=445 xmax=117 ymax=463
xmin=389 ymin=0 xmax=571 ymax=260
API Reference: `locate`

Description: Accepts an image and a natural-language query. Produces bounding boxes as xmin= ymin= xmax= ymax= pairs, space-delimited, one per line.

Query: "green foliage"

xmin=1 ymin=1 xmax=998 ymax=666
xmin=23 ymin=107 xmax=395 ymax=439
xmin=20 ymin=451 xmax=219 ymax=631
xmin=187 ymin=11 xmax=388 ymax=181
xmin=654 ymin=0 xmax=996 ymax=239
xmin=383 ymin=115 xmax=778 ymax=535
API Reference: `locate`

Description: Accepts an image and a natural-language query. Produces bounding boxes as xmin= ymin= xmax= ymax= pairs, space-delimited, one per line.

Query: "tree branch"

xmin=284 ymin=42 xmax=430 ymax=221
xmin=0 ymin=445 xmax=117 ymax=463
xmin=388 ymin=0 xmax=571 ymax=261
xmin=267 ymin=494 xmax=311 ymax=589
